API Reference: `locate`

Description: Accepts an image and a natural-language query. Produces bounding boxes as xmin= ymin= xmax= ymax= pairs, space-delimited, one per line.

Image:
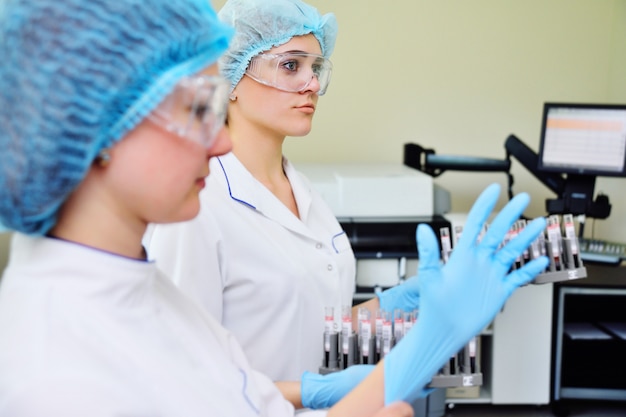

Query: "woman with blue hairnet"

xmin=0 ymin=0 xmax=549 ymax=415
xmin=142 ymin=0 xmax=551 ymax=411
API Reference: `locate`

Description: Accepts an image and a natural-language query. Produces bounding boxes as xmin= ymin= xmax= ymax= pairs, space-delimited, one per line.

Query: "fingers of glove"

xmin=492 ymin=216 xmax=546 ymax=266
xmin=415 ymin=224 xmax=440 ymax=273
xmin=379 ymin=284 xmax=401 ymax=312
xmin=324 ymin=365 xmax=374 ymax=408
xmin=504 ymin=257 xmax=550 ymax=289
xmin=402 ymin=274 xmax=421 ymax=296
xmin=302 ymin=365 xmax=376 ymax=409
xmin=404 ymin=274 xmax=419 ymax=286
xmin=478 ymin=192 xmax=530 ymax=252
xmin=454 ymin=183 xmax=501 ymax=252
xmin=301 ymin=372 xmax=331 ymax=409
xmin=379 ymin=274 xmax=420 ymax=309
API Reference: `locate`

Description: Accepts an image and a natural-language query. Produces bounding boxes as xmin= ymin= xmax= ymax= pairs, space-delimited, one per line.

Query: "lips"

xmin=296 ymin=103 xmax=316 ymax=113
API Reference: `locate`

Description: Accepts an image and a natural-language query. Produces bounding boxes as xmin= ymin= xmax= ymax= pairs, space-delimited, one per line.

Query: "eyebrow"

xmin=277 ymin=50 xmax=323 ymax=56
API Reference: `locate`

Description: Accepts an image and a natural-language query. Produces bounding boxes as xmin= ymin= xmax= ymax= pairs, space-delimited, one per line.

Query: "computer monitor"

xmin=537 ymin=102 xmax=626 ymax=218
xmin=538 ymin=102 xmax=626 ymax=177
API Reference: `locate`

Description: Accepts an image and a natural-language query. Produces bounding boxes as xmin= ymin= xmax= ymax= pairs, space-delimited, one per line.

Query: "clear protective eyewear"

xmin=148 ymin=75 xmax=230 ymax=149
xmin=245 ymin=52 xmax=333 ymax=96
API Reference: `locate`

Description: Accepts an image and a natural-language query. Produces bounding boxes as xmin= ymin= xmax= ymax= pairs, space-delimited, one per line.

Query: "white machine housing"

xmin=297 ymin=162 xmax=452 ymax=294
xmin=297 ymin=162 xmax=450 ymax=220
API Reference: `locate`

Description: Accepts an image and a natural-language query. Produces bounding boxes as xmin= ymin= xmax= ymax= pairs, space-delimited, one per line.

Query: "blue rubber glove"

xmin=301 ymin=365 xmax=374 ymax=409
xmin=384 ymin=183 xmax=549 ymax=405
xmin=377 ymin=274 xmax=420 ymax=313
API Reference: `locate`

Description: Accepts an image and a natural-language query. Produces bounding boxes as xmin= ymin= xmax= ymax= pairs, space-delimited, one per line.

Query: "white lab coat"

xmin=0 ymin=234 xmax=326 ymax=417
xmin=144 ymin=153 xmax=356 ymax=381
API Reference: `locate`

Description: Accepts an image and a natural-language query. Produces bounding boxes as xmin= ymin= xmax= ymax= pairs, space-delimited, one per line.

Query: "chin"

xmin=165 ymin=202 xmax=202 ymax=224
xmin=289 ymin=126 xmax=313 ymax=137
xmin=182 ymin=204 xmax=202 ymax=222
xmin=284 ymin=118 xmax=313 ymax=136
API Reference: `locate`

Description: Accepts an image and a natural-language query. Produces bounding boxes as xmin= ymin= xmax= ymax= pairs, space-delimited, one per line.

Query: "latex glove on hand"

xmin=384 ymin=183 xmax=549 ymax=405
xmin=301 ymin=364 xmax=374 ymax=409
xmin=377 ymin=274 xmax=420 ymax=313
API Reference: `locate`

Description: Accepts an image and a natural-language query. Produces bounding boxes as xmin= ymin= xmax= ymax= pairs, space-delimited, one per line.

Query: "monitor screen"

xmin=537 ymin=102 xmax=626 ymax=177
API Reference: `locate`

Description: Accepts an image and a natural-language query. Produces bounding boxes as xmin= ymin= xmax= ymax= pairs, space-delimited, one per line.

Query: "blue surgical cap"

xmin=218 ymin=0 xmax=338 ymax=92
xmin=0 ymin=0 xmax=233 ymax=235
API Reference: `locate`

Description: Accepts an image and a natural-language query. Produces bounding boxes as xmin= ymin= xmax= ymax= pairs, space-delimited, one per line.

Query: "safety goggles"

xmin=148 ymin=75 xmax=230 ymax=149
xmin=245 ymin=52 xmax=333 ymax=96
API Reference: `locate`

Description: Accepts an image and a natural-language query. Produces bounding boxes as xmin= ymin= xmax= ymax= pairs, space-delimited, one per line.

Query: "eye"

xmin=183 ymin=101 xmax=209 ymax=123
xmin=193 ymin=104 xmax=208 ymax=121
xmin=279 ymin=58 xmax=299 ymax=73
xmin=187 ymin=91 xmax=212 ymax=119
xmin=312 ymin=63 xmax=323 ymax=77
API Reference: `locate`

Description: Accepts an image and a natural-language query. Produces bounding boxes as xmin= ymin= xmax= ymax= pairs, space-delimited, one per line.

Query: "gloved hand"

xmin=383 ymin=183 xmax=549 ymax=405
xmin=301 ymin=364 xmax=374 ymax=409
xmin=377 ymin=274 xmax=420 ymax=313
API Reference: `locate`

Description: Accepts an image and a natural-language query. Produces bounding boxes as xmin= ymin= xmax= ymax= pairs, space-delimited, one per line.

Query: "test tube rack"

xmin=445 ymin=215 xmax=588 ymax=286
xmin=319 ymin=332 xmax=483 ymax=389
xmin=530 ymin=237 xmax=587 ymax=284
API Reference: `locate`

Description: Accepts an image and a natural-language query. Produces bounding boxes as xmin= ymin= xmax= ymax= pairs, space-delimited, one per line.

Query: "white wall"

xmin=214 ymin=0 xmax=626 ymax=241
xmin=2 ymin=1 xmax=624 ymax=274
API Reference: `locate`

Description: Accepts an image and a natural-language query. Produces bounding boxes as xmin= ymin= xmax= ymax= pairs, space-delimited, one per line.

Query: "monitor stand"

xmin=546 ymin=174 xmax=611 ymax=219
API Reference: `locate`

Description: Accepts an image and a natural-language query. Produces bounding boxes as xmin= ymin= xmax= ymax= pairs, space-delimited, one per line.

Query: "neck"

xmin=227 ymin=125 xmax=300 ymax=218
xmin=229 ymin=126 xmax=287 ymax=186
xmin=50 ymin=171 xmax=148 ymax=260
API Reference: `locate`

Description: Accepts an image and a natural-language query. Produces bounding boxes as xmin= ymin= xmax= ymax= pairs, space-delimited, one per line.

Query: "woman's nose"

xmin=206 ymin=125 xmax=232 ymax=156
xmin=302 ymin=73 xmax=321 ymax=94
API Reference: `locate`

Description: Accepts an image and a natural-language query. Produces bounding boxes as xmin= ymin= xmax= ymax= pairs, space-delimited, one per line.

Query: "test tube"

xmin=358 ymin=308 xmax=372 ymax=364
xmin=375 ymin=309 xmax=384 ymax=360
xmin=403 ymin=310 xmax=414 ymax=336
xmin=468 ymin=336 xmax=477 ymax=374
xmin=517 ymin=219 xmax=530 ymax=264
xmin=449 ymin=353 xmax=457 ymax=375
xmin=547 ymin=215 xmax=563 ymax=270
xmin=440 ymin=227 xmax=452 ymax=263
xmin=341 ymin=306 xmax=352 ymax=368
xmin=381 ymin=310 xmax=393 ymax=358
xmin=508 ymin=223 xmax=521 ymax=269
xmin=562 ymin=213 xmax=581 ymax=268
xmin=537 ymin=227 xmax=547 ymax=257
xmin=323 ymin=306 xmax=336 ymax=368
xmin=529 ymin=223 xmax=542 ymax=260
xmin=393 ymin=309 xmax=404 ymax=343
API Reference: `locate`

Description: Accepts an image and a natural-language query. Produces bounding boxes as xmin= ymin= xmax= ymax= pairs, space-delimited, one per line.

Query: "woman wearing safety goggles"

xmin=144 ymin=0 xmax=350 ymax=393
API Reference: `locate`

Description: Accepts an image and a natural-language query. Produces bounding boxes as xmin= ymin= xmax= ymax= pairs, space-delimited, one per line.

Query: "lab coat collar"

xmin=7 ymin=233 xmax=157 ymax=308
xmin=213 ymin=153 xmax=316 ymax=238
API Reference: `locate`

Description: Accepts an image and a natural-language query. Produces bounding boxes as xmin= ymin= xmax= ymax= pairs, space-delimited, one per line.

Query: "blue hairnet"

xmin=0 ymin=0 xmax=233 ymax=235
xmin=218 ymin=0 xmax=338 ymax=92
